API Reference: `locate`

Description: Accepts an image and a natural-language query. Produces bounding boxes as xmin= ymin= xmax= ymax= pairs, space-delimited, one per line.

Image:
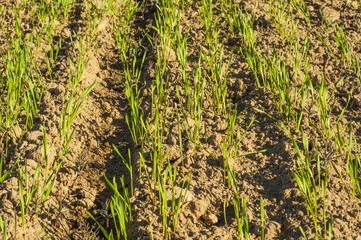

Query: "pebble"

xmin=166 ymin=187 xmax=194 ymax=203
xmin=78 ymin=199 xmax=94 ymax=208
xmin=89 ymin=139 xmax=98 ymax=148
xmin=201 ymin=213 xmax=218 ymax=225
xmin=321 ymin=6 xmax=340 ymax=23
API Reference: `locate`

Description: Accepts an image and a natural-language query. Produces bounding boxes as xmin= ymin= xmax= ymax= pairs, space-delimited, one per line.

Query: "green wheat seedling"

xmin=175 ymin=50 xmax=205 ymax=153
xmin=289 ymin=0 xmax=305 ymax=11
xmin=0 ymin=157 xmax=19 ymax=183
xmin=139 ymin=149 xmax=157 ymax=207
xmin=157 ymin=0 xmax=181 ymax=34
xmin=0 ymin=215 xmax=6 ymax=240
xmin=241 ymin=46 xmax=264 ymax=88
xmin=60 ymin=80 xmax=97 ymax=155
xmin=347 ymin=123 xmax=361 ymax=198
xmin=288 ymin=0 xmax=310 ymax=28
xmin=223 ymin=108 xmax=256 ymax=180
xmin=151 ymin=1 xmax=176 ymax=66
xmin=333 ymin=22 xmax=353 ymax=69
xmin=44 ymin=20 xmax=62 ymax=81
xmin=263 ymin=0 xmax=291 ymax=40
xmin=84 ymin=0 xmax=119 ymax=36
xmin=314 ymin=75 xmax=352 ymax=139
xmin=316 ymin=32 xmax=338 ymax=64
xmin=2 ymin=33 xmax=44 ymax=142
xmin=51 ymin=0 xmax=74 ymax=21
xmin=220 ymin=0 xmax=241 ymax=37
xmin=114 ymin=0 xmax=141 ymax=66
xmin=31 ymin=0 xmax=48 ymax=22
xmin=285 ymin=14 xmax=299 ymax=46
xmin=155 ymin=29 xmax=172 ymax=69
xmin=31 ymin=127 xmax=64 ymax=215
xmin=317 ymin=9 xmax=332 ymax=35
xmin=205 ymin=45 xmax=232 ymax=114
xmin=186 ymin=49 xmax=206 ymax=120
xmin=166 ymin=159 xmax=192 ymax=233
xmin=150 ymin=62 xmax=170 ymax=120
xmin=157 ymin=164 xmax=169 ymax=239
xmin=175 ymin=28 xmax=189 ymax=84
xmin=87 ymin=173 xmax=132 ymax=240
xmin=113 ymin=145 xmax=133 ymax=196
xmin=17 ymin=130 xmax=62 ymax=227
xmin=238 ymin=6 xmax=258 ymax=51
xmin=60 ymin=35 xmax=98 ymax=155
xmin=123 ymin=49 xmax=147 ymax=145
xmin=227 ymin=167 xmax=249 ymax=240
xmin=260 ymin=197 xmax=265 ymax=240
xmin=18 ymin=161 xmax=62 ymax=227
xmin=262 ymin=48 xmax=308 ymax=130
xmin=333 ymin=122 xmax=348 ymax=154
xmin=199 ymin=0 xmax=214 ymax=46
xmin=284 ymin=126 xmax=333 ymax=239
xmin=143 ymin=103 xmax=172 ymax=185
xmin=108 ymin=175 xmax=132 ymax=240
xmin=298 ymin=2 xmax=311 ymax=28
xmin=351 ymin=55 xmax=361 ymax=86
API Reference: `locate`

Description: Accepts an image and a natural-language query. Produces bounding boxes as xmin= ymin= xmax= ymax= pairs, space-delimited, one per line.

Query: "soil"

xmin=1 ymin=0 xmax=361 ymax=239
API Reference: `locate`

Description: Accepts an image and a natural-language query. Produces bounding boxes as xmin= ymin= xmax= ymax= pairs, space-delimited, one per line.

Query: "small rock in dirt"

xmin=297 ymin=210 xmax=304 ymax=217
xmin=190 ymin=199 xmax=210 ymax=219
xmin=80 ymin=188 xmax=96 ymax=202
xmin=166 ymin=186 xmax=194 ymax=203
xmin=89 ymin=139 xmax=98 ymax=148
xmin=78 ymin=199 xmax=94 ymax=208
xmin=106 ymin=117 xmax=113 ymax=125
xmin=321 ymin=6 xmax=340 ymax=23
xmin=201 ymin=213 xmax=218 ymax=225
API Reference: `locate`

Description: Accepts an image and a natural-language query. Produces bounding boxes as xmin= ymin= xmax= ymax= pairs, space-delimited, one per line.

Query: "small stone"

xmin=166 ymin=187 xmax=194 ymax=203
xmin=80 ymin=189 xmax=96 ymax=202
xmin=201 ymin=213 xmax=218 ymax=225
xmin=297 ymin=210 xmax=304 ymax=217
xmin=142 ymin=88 xmax=149 ymax=97
xmin=321 ymin=6 xmax=340 ymax=23
xmin=89 ymin=139 xmax=98 ymax=148
xmin=106 ymin=117 xmax=113 ymax=125
xmin=78 ymin=199 xmax=94 ymax=208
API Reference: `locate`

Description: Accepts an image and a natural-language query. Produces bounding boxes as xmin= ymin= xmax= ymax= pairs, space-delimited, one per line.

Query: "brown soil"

xmin=1 ymin=0 xmax=361 ymax=239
